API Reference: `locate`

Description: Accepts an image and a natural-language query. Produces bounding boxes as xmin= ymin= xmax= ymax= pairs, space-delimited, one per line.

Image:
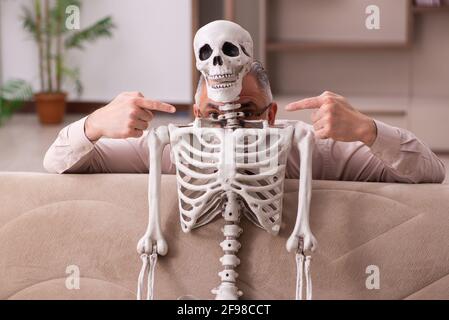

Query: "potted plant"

xmin=22 ymin=0 xmax=115 ymax=124
xmin=0 ymin=79 xmax=33 ymax=126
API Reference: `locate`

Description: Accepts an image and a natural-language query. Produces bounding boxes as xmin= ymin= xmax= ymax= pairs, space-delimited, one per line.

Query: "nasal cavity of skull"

xmin=213 ymin=56 xmax=223 ymax=66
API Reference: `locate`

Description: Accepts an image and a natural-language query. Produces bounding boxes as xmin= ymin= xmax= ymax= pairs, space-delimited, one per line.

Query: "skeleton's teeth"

xmin=212 ymin=83 xmax=234 ymax=89
xmin=209 ymin=73 xmax=233 ymax=80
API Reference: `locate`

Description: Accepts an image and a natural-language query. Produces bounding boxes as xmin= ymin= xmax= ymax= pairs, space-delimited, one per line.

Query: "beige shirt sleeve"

xmin=285 ymin=120 xmax=446 ymax=183
xmin=43 ymin=116 xmax=174 ymax=174
xmin=44 ymin=117 xmax=445 ymax=183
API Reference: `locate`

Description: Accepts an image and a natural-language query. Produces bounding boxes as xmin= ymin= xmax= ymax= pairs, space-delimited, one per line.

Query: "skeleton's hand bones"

xmin=285 ymin=91 xmax=377 ymax=146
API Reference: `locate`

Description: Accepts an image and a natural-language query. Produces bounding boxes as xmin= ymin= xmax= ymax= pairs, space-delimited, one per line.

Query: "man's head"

xmin=193 ymin=61 xmax=278 ymax=125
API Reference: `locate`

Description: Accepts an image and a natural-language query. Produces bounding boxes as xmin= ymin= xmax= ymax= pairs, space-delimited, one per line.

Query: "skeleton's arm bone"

xmin=286 ymin=125 xmax=317 ymax=253
xmin=137 ymin=126 xmax=170 ymax=256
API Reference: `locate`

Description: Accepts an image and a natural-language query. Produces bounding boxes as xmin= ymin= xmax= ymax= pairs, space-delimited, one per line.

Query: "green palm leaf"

xmin=51 ymin=0 xmax=82 ymax=34
xmin=65 ymin=17 xmax=115 ymax=50
xmin=21 ymin=6 xmax=38 ymax=39
xmin=0 ymin=80 xmax=33 ymax=124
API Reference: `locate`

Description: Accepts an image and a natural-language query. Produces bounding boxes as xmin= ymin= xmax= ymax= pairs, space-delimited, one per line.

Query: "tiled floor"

xmin=1 ymin=114 xmax=448 ymax=183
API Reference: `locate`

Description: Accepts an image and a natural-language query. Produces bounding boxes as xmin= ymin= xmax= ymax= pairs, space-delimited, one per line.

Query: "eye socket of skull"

xmin=199 ymin=44 xmax=213 ymax=61
xmin=240 ymin=45 xmax=250 ymax=57
xmin=222 ymin=42 xmax=239 ymax=57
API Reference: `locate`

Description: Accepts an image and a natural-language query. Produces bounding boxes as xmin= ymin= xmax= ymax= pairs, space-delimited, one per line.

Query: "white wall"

xmin=0 ymin=0 xmax=193 ymax=103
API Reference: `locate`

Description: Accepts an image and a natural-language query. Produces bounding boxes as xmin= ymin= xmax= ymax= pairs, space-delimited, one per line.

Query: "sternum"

xmin=221 ymin=129 xmax=236 ymax=187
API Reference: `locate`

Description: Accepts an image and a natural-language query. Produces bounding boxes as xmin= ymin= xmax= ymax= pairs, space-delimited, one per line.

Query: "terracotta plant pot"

xmin=34 ymin=92 xmax=67 ymax=124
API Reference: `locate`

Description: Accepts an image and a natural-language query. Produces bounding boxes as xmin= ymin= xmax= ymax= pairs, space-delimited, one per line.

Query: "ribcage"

xmin=169 ymin=124 xmax=224 ymax=232
xmin=168 ymin=123 xmax=294 ymax=234
xmin=232 ymin=126 xmax=293 ymax=234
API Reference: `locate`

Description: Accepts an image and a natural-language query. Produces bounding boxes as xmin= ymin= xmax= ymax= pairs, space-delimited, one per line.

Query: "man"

xmin=44 ymin=61 xmax=446 ymax=183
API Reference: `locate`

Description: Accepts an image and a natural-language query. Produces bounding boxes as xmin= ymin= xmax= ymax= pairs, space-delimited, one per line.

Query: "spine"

xmin=212 ymin=192 xmax=243 ymax=300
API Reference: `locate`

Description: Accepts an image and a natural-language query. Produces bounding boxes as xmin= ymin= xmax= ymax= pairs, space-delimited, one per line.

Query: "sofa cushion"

xmin=0 ymin=173 xmax=448 ymax=299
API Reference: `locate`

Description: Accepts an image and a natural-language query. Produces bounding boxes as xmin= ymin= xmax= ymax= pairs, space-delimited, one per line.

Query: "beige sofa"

xmin=1 ymin=172 xmax=449 ymax=300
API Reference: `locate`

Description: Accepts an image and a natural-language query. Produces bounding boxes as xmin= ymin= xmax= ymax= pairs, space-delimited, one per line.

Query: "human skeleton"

xmin=137 ymin=20 xmax=317 ymax=300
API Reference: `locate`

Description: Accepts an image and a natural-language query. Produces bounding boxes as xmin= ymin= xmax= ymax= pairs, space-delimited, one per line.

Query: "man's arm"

xmin=323 ymin=120 xmax=445 ymax=183
xmin=285 ymin=91 xmax=446 ymax=183
xmin=43 ymin=92 xmax=176 ymax=174
xmin=43 ymin=116 xmax=175 ymax=174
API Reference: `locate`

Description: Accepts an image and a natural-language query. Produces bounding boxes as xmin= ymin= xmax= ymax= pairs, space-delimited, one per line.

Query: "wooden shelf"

xmin=413 ymin=5 xmax=449 ymax=13
xmin=266 ymin=40 xmax=409 ymax=52
xmin=273 ymin=94 xmax=409 ymax=130
xmin=274 ymin=95 xmax=408 ymax=115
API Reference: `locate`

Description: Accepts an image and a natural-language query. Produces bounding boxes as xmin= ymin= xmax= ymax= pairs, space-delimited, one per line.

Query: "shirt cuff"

xmin=68 ymin=116 xmax=95 ymax=155
xmin=369 ymin=119 xmax=402 ymax=165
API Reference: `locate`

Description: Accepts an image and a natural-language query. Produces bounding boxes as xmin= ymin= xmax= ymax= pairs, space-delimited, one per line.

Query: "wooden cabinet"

xmin=274 ymin=95 xmax=408 ymax=130
xmin=266 ymin=0 xmax=411 ymax=49
xmin=195 ymin=0 xmax=449 ymax=150
xmin=409 ymin=99 xmax=449 ymax=152
xmin=231 ymin=0 xmax=414 ymax=132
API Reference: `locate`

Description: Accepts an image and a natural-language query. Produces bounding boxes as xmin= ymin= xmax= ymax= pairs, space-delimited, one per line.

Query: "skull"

xmin=194 ymin=20 xmax=253 ymax=103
